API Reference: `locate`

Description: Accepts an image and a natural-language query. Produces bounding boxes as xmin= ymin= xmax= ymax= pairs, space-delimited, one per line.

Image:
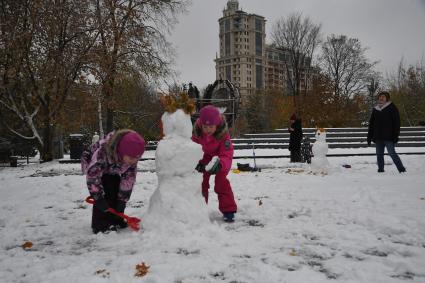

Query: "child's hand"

xmin=195 ymin=163 xmax=206 ymax=173
xmin=206 ymin=157 xmax=221 ymax=174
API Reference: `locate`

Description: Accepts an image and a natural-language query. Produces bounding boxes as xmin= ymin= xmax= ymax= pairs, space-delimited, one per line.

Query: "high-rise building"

xmin=215 ymin=0 xmax=313 ymax=99
xmin=215 ymin=0 xmax=266 ymax=98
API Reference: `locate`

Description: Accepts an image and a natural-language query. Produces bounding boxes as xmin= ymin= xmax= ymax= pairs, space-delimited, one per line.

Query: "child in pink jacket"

xmin=192 ymin=105 xmax=237 ymax=222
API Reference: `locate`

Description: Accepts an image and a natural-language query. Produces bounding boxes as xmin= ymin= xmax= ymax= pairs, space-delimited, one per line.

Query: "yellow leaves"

xmin=135 ymin=262 xmax=150 ymax=277
xmin=22 ymin=241 xmax=33 ymax=250
xmin=160 ymin=92 xmax=196 ymax=115
xmin=232 ymin=169 xmax=241 ymax=174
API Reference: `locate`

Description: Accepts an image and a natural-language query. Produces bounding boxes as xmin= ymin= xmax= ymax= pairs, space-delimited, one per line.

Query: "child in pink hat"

xmin=82 ymin=129 xmax=145 ymax=233
xmin=192 ymin=105 xmax=237 ymax=222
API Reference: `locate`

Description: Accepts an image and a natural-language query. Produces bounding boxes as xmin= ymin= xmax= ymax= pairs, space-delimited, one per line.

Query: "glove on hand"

xmin=206 ymin=157 xmax=221 ymax=175
xmin=115 ymin=200 xmax=126 ymax=213
xmin=94 ymin=197 xmax=109 ymax=212
xmin=195 ymin=163 xmax=206 ymax=173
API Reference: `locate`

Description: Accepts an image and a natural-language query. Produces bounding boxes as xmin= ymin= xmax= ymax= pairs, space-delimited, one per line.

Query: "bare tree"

xmin=271 ymin=12 xmax=321 ymax=111
xmin=0 ymin=0 xmax=97 ymax=161
xmin=388 ymin=59 xmax=425 ymax=126
xmin=320 ymin=34 xmax=377 ymax=101
xmin=89 ymin=0 xmax=188 ymax=133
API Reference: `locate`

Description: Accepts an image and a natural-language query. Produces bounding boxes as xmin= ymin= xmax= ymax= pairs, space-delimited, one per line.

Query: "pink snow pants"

xmin=202 ymin=171 xmax=237 ymax=213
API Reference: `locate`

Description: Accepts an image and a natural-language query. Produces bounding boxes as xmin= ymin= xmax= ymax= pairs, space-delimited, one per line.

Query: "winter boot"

xmin=223 ymin=212 xmax=235 ymax=223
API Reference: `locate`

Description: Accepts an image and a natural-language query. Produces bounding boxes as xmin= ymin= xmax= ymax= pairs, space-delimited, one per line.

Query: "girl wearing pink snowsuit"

xmin=192 ymin=105 xmax=237 ymax=222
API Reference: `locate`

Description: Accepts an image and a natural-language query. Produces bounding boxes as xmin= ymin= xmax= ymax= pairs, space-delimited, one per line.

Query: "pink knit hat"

xmin=117 ymin=132 xmax=145 ymax=158
xmin=199 ymin=105 xmax=222 ymax=126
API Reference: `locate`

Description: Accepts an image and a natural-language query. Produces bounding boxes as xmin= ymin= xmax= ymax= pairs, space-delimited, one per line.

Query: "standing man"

xmin=288 ymin=113 xmax=303 ymax=162
xmin=367 ymin=91 xmax=406 ymax=173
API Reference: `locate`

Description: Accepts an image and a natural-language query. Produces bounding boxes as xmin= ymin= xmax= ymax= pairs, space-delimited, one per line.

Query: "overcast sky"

xmin=169 ymin=0 xmax=425 ymax=88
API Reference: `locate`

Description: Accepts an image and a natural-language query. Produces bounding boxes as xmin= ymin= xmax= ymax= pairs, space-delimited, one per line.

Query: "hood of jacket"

xmin=104 ymin=129 xmax=136 ymax=164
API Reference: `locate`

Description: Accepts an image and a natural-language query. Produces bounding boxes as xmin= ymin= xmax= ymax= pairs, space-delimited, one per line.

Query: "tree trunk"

xmin=41 ymin=119 xmax=54 ymax=162
xmin=104 ymin=73 xmax=116 ymax=133
xmin=106 ymin=107 xmax=114 ymax=133
xmin=97 ymin=94 xmax=104 ymax=138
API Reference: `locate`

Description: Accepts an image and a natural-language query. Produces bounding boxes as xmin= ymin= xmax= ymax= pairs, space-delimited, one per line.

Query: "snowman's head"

xmin=315 ymin=128 xmax=327 ymax=142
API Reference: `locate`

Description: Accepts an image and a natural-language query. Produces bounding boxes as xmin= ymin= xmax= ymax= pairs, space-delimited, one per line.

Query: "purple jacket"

xmin=83 ymin=130 xmax=138 ymax=204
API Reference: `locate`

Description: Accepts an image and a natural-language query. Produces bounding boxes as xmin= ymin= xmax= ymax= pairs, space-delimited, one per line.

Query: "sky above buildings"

xmin=168 ymin=0 xmax=425 ymax=89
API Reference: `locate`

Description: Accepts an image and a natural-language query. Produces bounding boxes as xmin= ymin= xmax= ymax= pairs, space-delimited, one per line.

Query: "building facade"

xmin=215 ymin=0 xmax=312 ymax=99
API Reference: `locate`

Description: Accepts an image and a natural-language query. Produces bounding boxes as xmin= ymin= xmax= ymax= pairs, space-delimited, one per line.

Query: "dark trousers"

xmin=375 ymin=141 xmax=406 ymax=172
xmin=91 ymin=174 xmax=126 ymax=233
xmin=290 ymin=149 xmax=301 ymax=162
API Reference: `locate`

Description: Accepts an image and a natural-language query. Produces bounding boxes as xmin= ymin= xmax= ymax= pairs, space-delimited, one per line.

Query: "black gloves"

xmin=195 ymin=163 xmax=206 ymax=173
xmin=195 ymin=158 xmax=222 ymax=174
xmin=94 ymin=197 xmax=109 ymax=212
xmin=367 ymin=139 xmax=371 ymax=146
xmin=94 ymin=197 xmax=126 ymax=214
xmin=116 ymin=200 xmax=126 ymax=213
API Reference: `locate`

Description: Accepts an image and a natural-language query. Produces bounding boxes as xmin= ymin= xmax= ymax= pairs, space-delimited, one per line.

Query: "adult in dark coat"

xmin=367 ymin=91 xmax=406 ymax=173
xmin=288 ymin=113 xmax=303 ymax=162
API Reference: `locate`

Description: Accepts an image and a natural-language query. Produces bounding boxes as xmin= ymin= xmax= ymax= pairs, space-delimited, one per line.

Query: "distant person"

xmin=367 ymin=91 xmax=406 ymax=173
xmin=92 ymin=131 xmax=100 ymax=144
xmin=288 ymin=113 xmax=303 ymax=162
xmin=81 ymin=129 xmax=145 ymax=233
xmin=192 ymin=105 xmax=237 ymax=222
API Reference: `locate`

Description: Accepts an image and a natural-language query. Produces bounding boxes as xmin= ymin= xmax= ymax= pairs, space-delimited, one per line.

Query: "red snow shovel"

xmin=85 ymin=196 xmax=141 ymax=232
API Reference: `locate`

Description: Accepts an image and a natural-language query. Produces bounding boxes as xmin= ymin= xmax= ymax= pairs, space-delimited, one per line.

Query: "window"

xmin=255 ymin=32 xmax=262 ymax=56
xmin=225 ymin=19 xmax=230 ymax=32
xmin=255 ymin=18 xmax=262 ymax=31
xmin=226 ymin=65 xmax=231 ymax=81
xmin=225 ymin=33 xmax=230 ymax=56
xmin=256 ymin=65 xmax=263 ymax=88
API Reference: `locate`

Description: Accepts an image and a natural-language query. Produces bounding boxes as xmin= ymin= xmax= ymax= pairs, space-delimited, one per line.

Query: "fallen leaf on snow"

xmin=135 ymin=262 xmax=150 ymax=277
xmin=22 ymin=241 xmax=33 ymax=250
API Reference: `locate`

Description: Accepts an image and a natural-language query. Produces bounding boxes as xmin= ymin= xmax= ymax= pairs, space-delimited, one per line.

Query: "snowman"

xmin=142 ymin=96 xmax=210 ymax=233
xmin=310 ymin=128 xmax=330 ymax=174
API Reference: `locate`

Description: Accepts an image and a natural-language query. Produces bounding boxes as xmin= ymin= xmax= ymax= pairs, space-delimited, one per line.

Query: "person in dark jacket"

xmin=288 ymin=113 xmax=303 ymax=162
xmin=367 ymin=91 xmax=406 ymax=173
xmin=81 ymin=129 xmax=145 ymax=233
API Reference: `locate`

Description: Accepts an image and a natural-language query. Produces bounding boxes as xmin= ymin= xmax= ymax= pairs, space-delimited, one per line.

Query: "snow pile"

xmin=143 ymin=109 xmax=210 ymax=234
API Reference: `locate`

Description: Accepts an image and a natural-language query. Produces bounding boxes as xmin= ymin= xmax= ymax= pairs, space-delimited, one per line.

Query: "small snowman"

xmin=310 ymin=128 xmax=330 ymax=174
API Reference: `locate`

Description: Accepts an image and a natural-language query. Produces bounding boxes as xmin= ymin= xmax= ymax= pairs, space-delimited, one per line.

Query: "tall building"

xmin=215 ymin=0 xmax=266 ymax=97
xmin=215 ymin=0 xmax=313 ymax=99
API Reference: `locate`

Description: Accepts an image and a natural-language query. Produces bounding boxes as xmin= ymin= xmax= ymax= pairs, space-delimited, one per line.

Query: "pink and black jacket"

xmin=81 ymin=130 xmax=138 ymax=206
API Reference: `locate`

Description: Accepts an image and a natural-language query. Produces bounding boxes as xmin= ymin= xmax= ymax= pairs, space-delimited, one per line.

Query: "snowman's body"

xmin=143 ymin=109 xmax=210 ymax=232
xmin=310 ymin=129 xmax=330 ymax=174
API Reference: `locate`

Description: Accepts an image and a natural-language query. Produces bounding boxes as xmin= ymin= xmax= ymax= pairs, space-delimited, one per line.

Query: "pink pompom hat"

xmin=117 ymin=131 xmax=145 ymax=158
xmin=199 ymin=105 xmax=222 ymax=126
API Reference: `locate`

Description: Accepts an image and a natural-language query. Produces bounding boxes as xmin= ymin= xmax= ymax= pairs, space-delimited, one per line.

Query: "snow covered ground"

xmin=1 ymin=153 xmax=425 ymax=282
